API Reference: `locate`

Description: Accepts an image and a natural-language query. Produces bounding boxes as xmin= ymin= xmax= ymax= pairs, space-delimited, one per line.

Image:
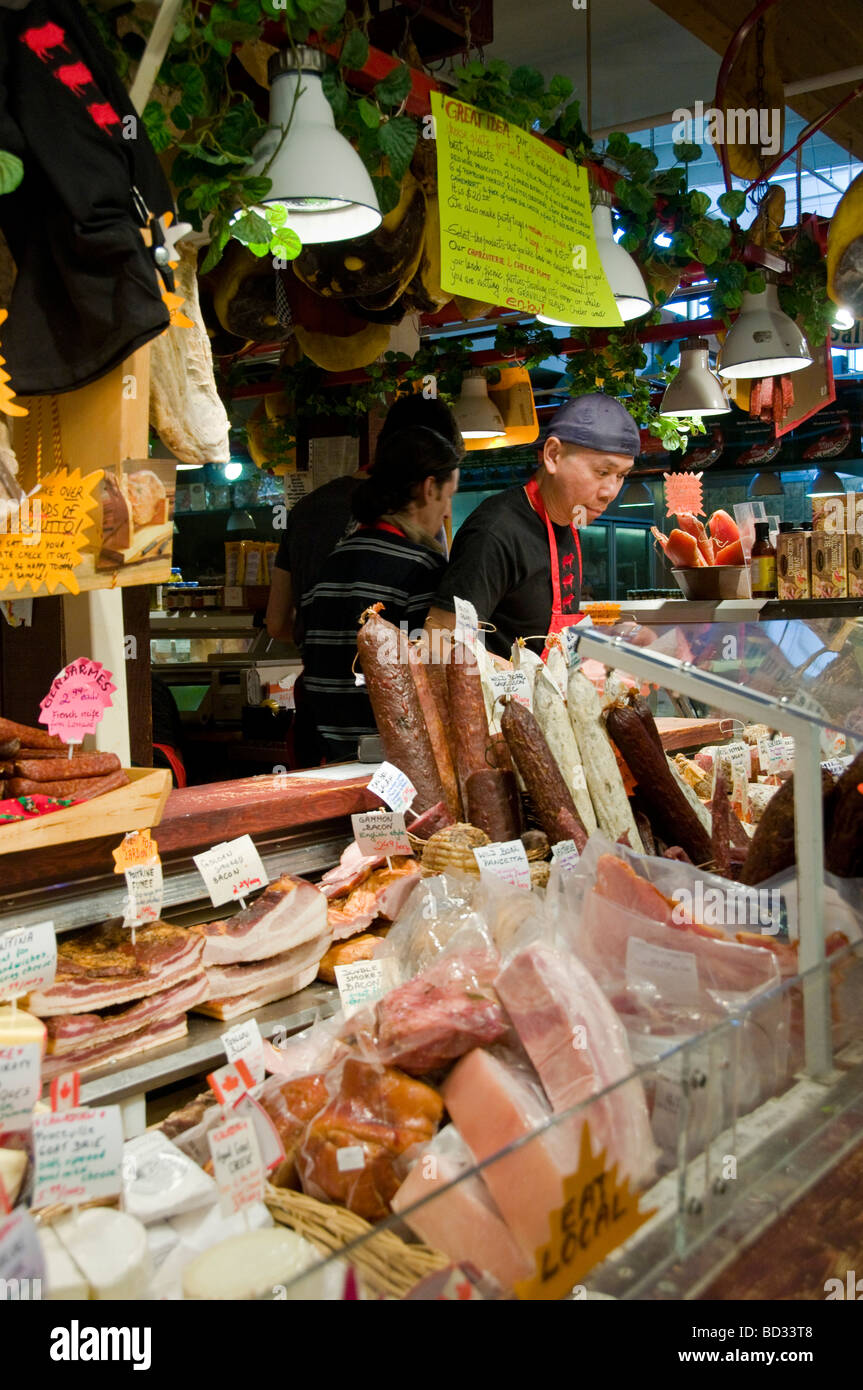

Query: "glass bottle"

xmin=750 ymin=521 xmax=777 ymax=597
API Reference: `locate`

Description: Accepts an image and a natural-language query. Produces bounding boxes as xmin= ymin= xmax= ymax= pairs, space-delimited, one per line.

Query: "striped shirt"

xmin=300 ymin=523 xmax=446 ymax=760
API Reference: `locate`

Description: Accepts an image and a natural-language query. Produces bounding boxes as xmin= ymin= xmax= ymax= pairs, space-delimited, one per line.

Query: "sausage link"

xmin=466 ymin=768 xmax=520 ymax=843
xmin=14 ymin=753 xmax=121 ymax=782
xmin=0 ymin=718 xmax=65 ymax=750
xmin=7 ymin=770 xmax=129 ymax=799
xmin=407 ymin=645 xmax=461 ymax=820
xmin=500 ymin=699 xmax=588 ymax=850
xmin=446 ymin=640 xmax=494 ymax=808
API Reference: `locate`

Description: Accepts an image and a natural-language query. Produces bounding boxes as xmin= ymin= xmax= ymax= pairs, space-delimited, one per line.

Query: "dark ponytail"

xmin=352 ymin=427 xmax=460 ymax=526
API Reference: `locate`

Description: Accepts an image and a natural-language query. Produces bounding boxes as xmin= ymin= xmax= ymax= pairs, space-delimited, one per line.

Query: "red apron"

xmin=523 ymin=476 xmax=584 ymax=660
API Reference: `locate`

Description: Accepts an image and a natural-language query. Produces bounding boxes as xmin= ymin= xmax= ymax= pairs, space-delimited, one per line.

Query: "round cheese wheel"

xmin=182 ymin=1227 xmax=341 ymax=1300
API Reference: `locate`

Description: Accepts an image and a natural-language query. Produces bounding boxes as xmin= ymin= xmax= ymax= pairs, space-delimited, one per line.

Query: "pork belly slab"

xmin=201 ymin=933 xmax=331 ymax=1001
xmin=194 ymin=875 xmax=327 ymax=965
xmin=195 ymin=962 xmax=320 ymax=1021
xmin=40 ymin=1014 xmax=190 ymax=1081
xmin=44 ymin=972 xmax=209 ymax=1055
xmin=27 ymin=922 xmax=205 ymax=1017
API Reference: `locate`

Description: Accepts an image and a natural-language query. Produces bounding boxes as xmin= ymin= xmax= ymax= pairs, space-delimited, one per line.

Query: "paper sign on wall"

xmin=31 ymin=1107 xmax=124 ymax=1209
xmin=0 ymin=1210 xmax=45 ymax=1286
xmin=0 ymin=467 xmax=103 ymax=600
xmin=473 ymin=840 xmax=531 ymax=890
xmin=0 ymin=1043 xmax=41 ymax=1131
xmin=208 ymin=1115 xmax=265 ymax=1217
xmin=193 ymin=835 xmax=268 ymax=908
xmin=432 ymin=93 xmax=621 ymax=328
xmin=221 ymin=1020 xmax=266 ymax=1085
xmin=39 ymin=657 xmax=115 ymax=743
xmin=366 ymin=762 xmax=417 ymax=814
xmin=351 ymin=811 xmax=411 ymax=858
xmin=335 ymin=958 xmax=400 ymax=1018
xmin=0 ymin=921 xmax=56 ymax=1003
xmin=663 ymin=471 xmax=704 ymax=519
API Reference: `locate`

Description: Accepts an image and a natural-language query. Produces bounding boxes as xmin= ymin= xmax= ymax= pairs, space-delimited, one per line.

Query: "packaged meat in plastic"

xmin=373 ymin=871 xmax=487 ymax=976
xmin=392 ymin=1125 xmax=532 ymax=1289
xmin=496 ymin=918 xmax=658 ymax=1189
xmin=346 ymin=930 xmax=510 ymax=1075
xmin=296 ymin=1056 xmax=443 ymax=1221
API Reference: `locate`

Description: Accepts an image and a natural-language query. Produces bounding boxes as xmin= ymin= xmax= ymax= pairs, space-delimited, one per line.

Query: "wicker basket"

xmin=264 ymin=1184 xmax=450 ymax=1299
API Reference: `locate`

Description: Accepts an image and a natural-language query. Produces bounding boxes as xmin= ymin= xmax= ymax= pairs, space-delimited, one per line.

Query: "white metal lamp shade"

xmin=718 ymin=281 xmax=813 ymax=378
xmin=807 ymin=468 xmax=844 ymax=497
xmin=235 ymin=48 xmax=381 ymax=244
xmin=536 ymin=188 xmax=650 ymax=326
xmin=618 ymin=480 xmax=653 ymax=507
xmin=453 ymin=370 xmax=505 ymax=439
xmin=660 ymin=338 xmax=731 ymax=418
xmin=749 ymin=471 xmax=784 ymax=497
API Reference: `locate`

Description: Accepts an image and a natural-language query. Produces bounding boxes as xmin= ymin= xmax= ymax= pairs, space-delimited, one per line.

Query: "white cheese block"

xmin=39 ymin=1225 xmax=90 ymax=1300
xmin=0 ymin=1148 xmax=27 ymax=1206
xmin=182 ymin=1227 xmax=339 ymax=1300
xmin=123 ymin=1130 xmax=217 ymax=1224
xmin=0 ymin=1007 xmax=46 ymax=1051
xmin=52 ymin=1208 xmax=150 ymax=1300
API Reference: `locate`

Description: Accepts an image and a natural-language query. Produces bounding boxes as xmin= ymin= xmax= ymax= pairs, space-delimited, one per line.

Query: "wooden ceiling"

xmin=650 ymin=0 xmax=863 ymax=159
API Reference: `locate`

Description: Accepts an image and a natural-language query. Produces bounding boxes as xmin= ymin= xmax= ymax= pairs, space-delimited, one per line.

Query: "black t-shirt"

xmin=274 ymin=475 xmax=359 ymax=645
xmin=434 ymin=484 xmax=582 ymax=657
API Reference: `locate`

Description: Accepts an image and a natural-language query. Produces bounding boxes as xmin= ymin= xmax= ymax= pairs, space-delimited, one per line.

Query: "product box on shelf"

xmin=811 ymin=531 xmax=848 ymax=598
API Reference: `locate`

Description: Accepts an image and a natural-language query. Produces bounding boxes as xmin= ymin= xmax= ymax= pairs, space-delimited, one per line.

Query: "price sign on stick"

xmin=351 ymin=811 xmax=411 ymax=860
xmin=31 ymin=1107 xmax=124 ymax=1208
xmin=474 ymin=840 xmax=531 ymax=890
xmin=220 ymin=1020 xmax=266 ymax=1085
xmin=0 ymin=1043 xmax=41 ymax=1132
xmin=207 ymin=1057 xmax=256 ymax=1106
xmin=0 ymin=921 xmax=56 ymax=1004
xmin=39 ymin=657 xmax=115 ymax=748
xmin=366 ymin=762 xmax=417 ymax=815
xmin=208 ymin=1115 xmax=265 ymax=1218
xmin=194 ymin=835 xmax=269 ymax=908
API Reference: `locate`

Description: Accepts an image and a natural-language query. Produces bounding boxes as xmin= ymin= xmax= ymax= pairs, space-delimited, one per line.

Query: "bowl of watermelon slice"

xmin=652 ymin=510 xmax=749 ymax=600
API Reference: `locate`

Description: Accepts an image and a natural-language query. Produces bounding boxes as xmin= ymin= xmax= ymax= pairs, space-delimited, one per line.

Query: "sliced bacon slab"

xmin=203 ymin=933 xmax=331 ymax=1001
xmin=44 ymin=971 xmax=209 ymax=1055
xmin=194 ymin=875 xmax=327 ymax=966
xmin=40 ymin=1013 xmax=189 ymax=1081
xmin=27 ymin=921 xmax=205 ymax=1017
xmin=195 ymin=962 xmax=321 ymax=1021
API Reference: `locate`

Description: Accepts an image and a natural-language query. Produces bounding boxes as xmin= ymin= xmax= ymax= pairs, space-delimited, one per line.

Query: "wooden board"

xmin=0 ymin=766 xmax=171 ymax=856
xmin=655 ymin=716 xmax=732 ymax=752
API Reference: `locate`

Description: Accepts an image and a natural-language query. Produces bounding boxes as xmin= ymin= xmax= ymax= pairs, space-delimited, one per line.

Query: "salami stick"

xmin=14 ymin=753 xmax=121 ymax=782
xmin=407 ymin=644 xmax=461 ymax=821
xmin=0 ymin=717 xmax=64 ymax=750
xmin=7 ymin=770 xmax=129 ymax=799
xmin=500 ymin=698 xmax=588 ymax=850
xmin=446 ymin=639 xmax=493 ymax=808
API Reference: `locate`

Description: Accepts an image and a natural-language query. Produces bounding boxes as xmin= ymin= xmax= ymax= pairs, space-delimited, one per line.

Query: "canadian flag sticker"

xmin=50 ymin=1071 xmax=80 ymax=1112
xmin=207 ymin=1056 xmax=255 ymax=1105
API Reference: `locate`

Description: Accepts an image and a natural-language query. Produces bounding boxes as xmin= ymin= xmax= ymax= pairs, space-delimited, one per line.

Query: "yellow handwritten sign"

xmin=112 ymin=830 xmax=159 ymax=874
xmin=513 ymin=1123 xmax=656 ymax=1301
xmin=432 ymin=93 xmax=622 ymax=327
xmin=0 ymin=467 xmax=102 ymax=597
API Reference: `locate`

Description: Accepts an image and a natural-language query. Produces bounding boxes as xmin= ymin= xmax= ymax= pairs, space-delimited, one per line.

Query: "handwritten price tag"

xmin=207 ymin=1056 xmax=256 ymax=1106
xmin=551 ymin=840 xmax=581 ymax=872
xmin=208 ymin=1115 xmax=265 ymax=1218
xmin=560 ymin=624 xmax=583 ymax=670
xmin=473 ymin=840 xmax=531 ymax=890
xmin=0 ymin=1043 xmax=41 ymax=1132
xmin=335 ymin=958 xmax=400 ymax=1018
xmin=351 ymin=811 xmax=411 ymax=857
xmin=231 ymin=1092 xmax=286 ymax=1174
xmin=39 ymin=657 xmax=115 ymax=743
xmin=0 ymin=921 xmax=56 ymax=1003
xmin=31 ymin=1107 xmax=124 ymax=1209
xmin=490 ymin=669 xmax=532 ymax=710
xmin=366 ymin=762 xmax=417 ymax=814
xmin=0 ymin=1210 xmax=45 ymax=1285
xmin=779 ymin=735 xmax=795 ymax=773
xmin=123 ymin=861 xmax=164 ymax=928
xmin=453 ymin=595 xmax=479 ymax=648
xmin=193 ymin=835 xmax=269 ymax=908
xmin=112 ymin=830 xmax=158 ymax=873
xmin=220 ymin=1020 xmax=265 ymax=1085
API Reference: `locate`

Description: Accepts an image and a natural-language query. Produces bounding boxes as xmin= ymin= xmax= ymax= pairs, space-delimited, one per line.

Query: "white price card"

xmin=0 ymin=1043 xmax=41 ymax=1132
xmin=560 ymin=623 xmax=583 ymax=670
xmin=351 ymin=811 xmax=411 ymax=857
xmin=0 ymin=921 xmax=56 ymax=1003
xmin=779 ymin=735 xmax=795 ymax=772
xmin=489 ymin=669 xmax=532 ymax=710
xmin=366 ymin=761 xmax=417 ymax=814
xmin=473 ymin=839 xmax=531 ymax=890
xmin=335 ymin=958 xmax=400 ymax=1019
xmin=725 ymin=740 xmax=750 ymax=773
xmin=193 ymin=835 xmax=269 ymax=908
xmin=822 ymin=758 xmax=851 ymax=777
xmin=207 ymin=1057 xmax=256 ymax=1106
xmin=221 ymin=1019 xmax=266 ymax=1085
xmin=551 ymin=839 xmax=581 ymax=872
xmin=757 ymin=736 xmax=772 ymax=774
xmin=123 ymin=859 xmax=164 ymax=928
xmin=208 ymin=1115 xmax=265 ymax=1218
xmin=625 ymin=936 xmax=700 ymax=1006
xmin=0 ymin=1210 xmax=45 ymax=1286
xmin=336 ymin=1145 xmax=365 ymax=1173
xmin=453 ymin=596 xmax=479 ymax=648
xmin=31 ymin=1107 xmax=124 ymax=1209
xmin=231 ymin=1092 xmax=286 ymax=1173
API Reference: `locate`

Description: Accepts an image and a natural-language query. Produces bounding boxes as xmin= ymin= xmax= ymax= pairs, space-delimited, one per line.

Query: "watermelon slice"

xmin=708 ymin=509 xmax=739 ymax=548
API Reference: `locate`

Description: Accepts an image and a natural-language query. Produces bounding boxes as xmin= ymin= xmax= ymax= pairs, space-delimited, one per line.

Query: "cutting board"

xmin=655 ymin=717 xmax=732 ymax=752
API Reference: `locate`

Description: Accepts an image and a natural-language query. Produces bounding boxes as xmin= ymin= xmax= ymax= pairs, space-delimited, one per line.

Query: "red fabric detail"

xmin=86 ymin=101 xmax=121 ymax=132
xmin=55 ymin=61 xmax=93 ymax=94
xmin=153 ymin=742 xmax=186 ymax=788
xmin=523 ymin=476 xmax=584 ymax=659
xmin=20 ymin=22 xmax=70 ymax=61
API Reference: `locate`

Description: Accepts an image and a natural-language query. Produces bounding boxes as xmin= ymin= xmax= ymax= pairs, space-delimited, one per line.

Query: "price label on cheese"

xmin=231 ymin=1092 xmax=286 ymax=1173
xmin=473 ymin=839 xmax=531 ymax=890
xmin=0 ymin=921 xmax=56 ymax=1003
xmin=207 ymin=1056 xmax=256 ymax=1106
xmin=31 ymin=1106 xmax=124 ymax=1209
xmin=366 ymin=761 xmax=417 ymax=814
xmin=453 ymin=596 xmax=479 ymax=648
xmin=208 ymin=1115 xmax=265 ymax=1217
xmin=123 ymin=860 xmax=164 ymax=928
xmin=220 ymin=1019 xmax=265 ymax=1085
xmin=193 ymin=835 xmax=269 ymax=908
xmin=351 ymin=811 xmax=411 ymax=857
xmin=551 ymin=840 xmax=581 ymax=872
xmin=489 ymin=668 xmax=532 ymax=710
xmin=0 ymin=1210 xmax=45 ymax=1286
xmin=335 ymin=958 xmax=400 ymax=1018
xmin=0 ymin=1043 xmax=41 ymax=1132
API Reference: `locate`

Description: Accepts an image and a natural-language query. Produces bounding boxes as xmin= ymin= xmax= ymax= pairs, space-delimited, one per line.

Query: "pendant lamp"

xmin=748 ymin=471 xmax=784 ymax=497
xmin=833 ymin=305 xmax=855 ymax=330
xmin=536 ymin=187 xmax=650 ymax=326
xmin=807 ymin=468 xmax=844 ymax=497
xmin=453 ymin=370 xmax=505 ymax=439
xmin=718 ymin=277 xmax=812 ymax=378
xmin=660 ymin=338 xmax=731 ymax=418
xmin=618 ymin=480 xmax=653 ymax=507
xmin=233 ymin=48 xmax=381 ymax=244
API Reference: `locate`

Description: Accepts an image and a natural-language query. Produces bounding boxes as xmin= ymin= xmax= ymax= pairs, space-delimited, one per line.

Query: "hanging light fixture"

xmin=223 ymin=461 xmax=243 ymax=482
xmin=748 ymin=471 xmax=784 ymax=497
xmin=453 ymin=370 xmax=505 ymax=439
xmin=807 ymin=468 xmax=845 ymax=497
xmin=233 ymin=48 xmax=381 ymax=244
xmin=618 ymin=480 xmax=653 ymax=507
xmin=536 ymin=186 xmax=650 ymax=326
xmin=718 ymin=275 xmax=813 ymax=378
xmin=660 ymin=338 xmax=731 ymax=418
xmin=833 ymin=305 xmax=855 ymax=330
